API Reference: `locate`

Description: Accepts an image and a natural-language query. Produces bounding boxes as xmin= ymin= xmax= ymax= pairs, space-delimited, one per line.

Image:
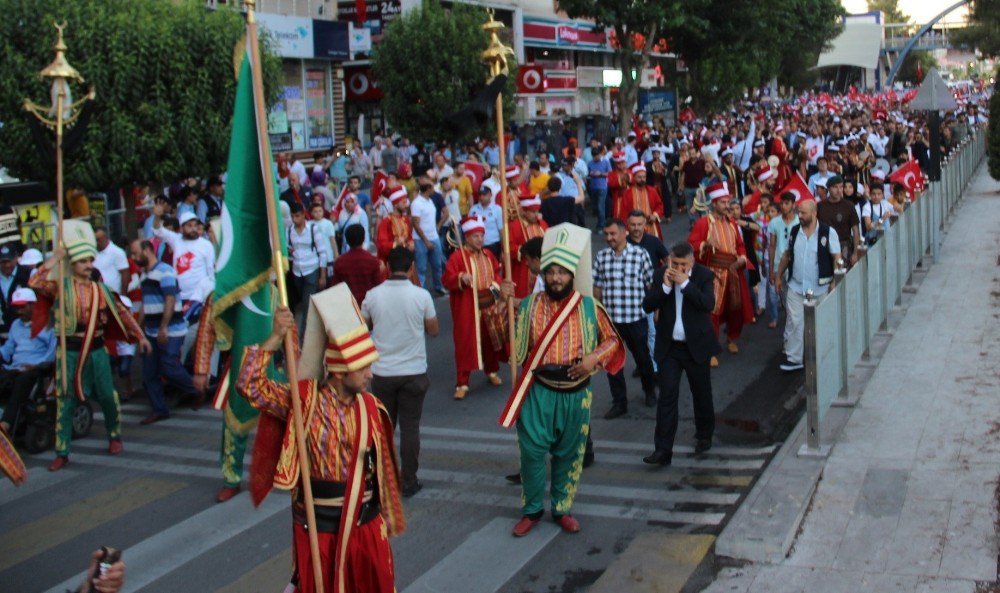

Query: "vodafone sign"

xmin=345 ymin=67 xmax=383 ymax=101
xmin=517 ymin=65 xmax=545 ymax=94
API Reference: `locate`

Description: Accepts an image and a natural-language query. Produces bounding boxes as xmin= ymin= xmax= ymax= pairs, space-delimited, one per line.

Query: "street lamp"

xmin=23 ymin=22 xmax=95 ymax=395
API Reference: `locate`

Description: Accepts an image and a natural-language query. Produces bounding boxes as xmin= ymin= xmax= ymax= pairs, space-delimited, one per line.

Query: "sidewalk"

xmin=702 ymin=165 xmax=1000 ymax=592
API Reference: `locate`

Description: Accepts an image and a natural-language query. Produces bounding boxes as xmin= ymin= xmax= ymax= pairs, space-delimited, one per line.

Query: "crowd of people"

xmin=0 ymin=86 xmax=989 ymax=592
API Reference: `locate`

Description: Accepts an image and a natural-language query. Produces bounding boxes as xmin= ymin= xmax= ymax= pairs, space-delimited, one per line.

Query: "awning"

xmin=816 ymin=23 xmax=882 ymax=70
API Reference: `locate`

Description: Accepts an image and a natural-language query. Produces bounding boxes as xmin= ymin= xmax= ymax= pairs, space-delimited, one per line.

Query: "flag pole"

xmin=482 ymin=10 xmax=517 ymax=383
xmin=243 ymin=3 xmax=324 ymax=592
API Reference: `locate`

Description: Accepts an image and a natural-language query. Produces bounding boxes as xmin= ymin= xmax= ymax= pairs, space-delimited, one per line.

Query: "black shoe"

xmin=694 ymin=439 xmax=712 ymax=454
xmin=644 ymin=391 xmax=657 ymax=408
xmin=582 ymin=450 xmax=595 ymax=468
xmin=505 ymin=473 xmax=522 ymax=484
xmin=603 ymin=404 xmax=627 ymax=420
xmin=402 ymin=481 xmax=423 ymax=497
xmin=779 ymin=359 xmax=804 ymax=372
xmin=643 ymin=450 xmax=672 ymax=465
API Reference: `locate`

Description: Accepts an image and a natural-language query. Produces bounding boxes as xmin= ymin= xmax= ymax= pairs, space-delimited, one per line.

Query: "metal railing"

xmin=800 ymin=128 xmax=987 ymax=455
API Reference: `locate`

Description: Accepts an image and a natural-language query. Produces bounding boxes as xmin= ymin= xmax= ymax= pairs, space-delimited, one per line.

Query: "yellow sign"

xmin=14 ymin=202 xmax=56 ymax=246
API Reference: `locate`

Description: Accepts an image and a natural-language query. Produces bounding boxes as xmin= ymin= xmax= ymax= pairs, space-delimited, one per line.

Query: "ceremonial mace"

xmin=481 ymin=10 xmax=518 ymax=382
xmin=24 ymin=23 xmax=95 ymax=397
xmin=243 ymin=2 xmax=324 ymax=591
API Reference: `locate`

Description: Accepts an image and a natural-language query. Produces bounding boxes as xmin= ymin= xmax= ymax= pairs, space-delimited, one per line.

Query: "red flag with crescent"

xmin=463 ymin=160 xmax=486 ymax=193
xmin=777 ymin=173 xmax=815 ymax=205
xmin=889 ymin=160 xmax=923 ymax=200
xmin=372 ymin=169 xmax=389 ymax=199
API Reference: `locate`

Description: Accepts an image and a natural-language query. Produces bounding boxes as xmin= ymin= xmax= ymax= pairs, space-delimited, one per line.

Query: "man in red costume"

xmin=441 ymin=216 xmax=511 ymax=400
xmin=375 ymin=186 xmax=417 ymax=282
xmin=619 ymin=162 xmax=665 ymax=239
xmin=607 ymin=151 xmax=631 ymax=221
xmin=237 ymin=284 xmax=405 ymax=593
xmin=769 ymin=120 xmax=793 ymax=188
xmin=743 ymin=164 xmax=777 ymax=215
xmin=688 ymin=184 xmax=754 ymax=366
xmin=508 ymin=193 xmax=548 ymax=299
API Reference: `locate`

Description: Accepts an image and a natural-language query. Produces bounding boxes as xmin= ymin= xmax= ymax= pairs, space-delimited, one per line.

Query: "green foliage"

xmin=988 ymin=84 xmax=1000 ymax=181
xmin=895 ymin=51 xmax=938 ymax=84
xmin=866 ymin=0 xmax=910 ymax=24
xmin=371 ymin=0 xmax=515 ymax=143
xmin=951 ymin=0 xmax=1000 ymax=58
xmin=559 ymin=0 xmax=691 ymax=127
xmin=0 ymin=0 xmax=281 ymax=190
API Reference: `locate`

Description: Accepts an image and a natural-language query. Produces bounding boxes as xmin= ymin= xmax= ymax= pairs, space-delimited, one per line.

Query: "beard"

xmin=544 ymin=281 xmax=574 ymax=301
xmin=135 ymin=256 xmax=149 ymax=268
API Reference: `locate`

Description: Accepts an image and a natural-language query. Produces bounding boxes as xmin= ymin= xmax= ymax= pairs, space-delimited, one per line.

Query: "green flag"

xmin=212 ymin=49 xmax=284 ymax=405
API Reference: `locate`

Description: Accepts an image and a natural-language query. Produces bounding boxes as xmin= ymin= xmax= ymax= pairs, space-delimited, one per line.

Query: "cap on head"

xmin=10 ymin=287 xmax=36 ymax=306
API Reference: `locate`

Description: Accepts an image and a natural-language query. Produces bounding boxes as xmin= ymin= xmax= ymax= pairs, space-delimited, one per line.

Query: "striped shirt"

xmin=140 ymin=262 xmax=187 ymax=338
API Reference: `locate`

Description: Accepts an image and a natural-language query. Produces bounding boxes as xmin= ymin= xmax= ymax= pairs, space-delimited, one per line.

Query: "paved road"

xmin=0 ymin=214 xmax=799 ymax=593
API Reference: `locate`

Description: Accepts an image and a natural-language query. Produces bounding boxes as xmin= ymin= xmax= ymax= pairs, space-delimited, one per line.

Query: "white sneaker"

xmin=779 ymin=360 xmax=804 ymax=372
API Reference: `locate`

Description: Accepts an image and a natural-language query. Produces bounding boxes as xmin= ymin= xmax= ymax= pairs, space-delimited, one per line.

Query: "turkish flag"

xmin=372 ymin=170 xmax=390 ymax=199
xmin=330 ymin=184 xmax=351 ymax=220
xmin=777 ymin=174 xmax=815 ymax=204
xmin=463 ymin=161 xmax=486 ymax=193
xmin=889 ymin=160 xmax=924 ymax=200
xmin=516 ymin=65 xmax=545 ymax=94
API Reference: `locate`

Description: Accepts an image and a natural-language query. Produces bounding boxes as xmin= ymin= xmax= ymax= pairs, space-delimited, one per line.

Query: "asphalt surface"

xmin=0 ymin=212 xmax=803 ymax=593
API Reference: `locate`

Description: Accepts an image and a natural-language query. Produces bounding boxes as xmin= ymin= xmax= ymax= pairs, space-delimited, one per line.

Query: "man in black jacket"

xmin=0 ymin=243 xmax=31 ymax=338
xmin=641 ymin=241 xmax=720 ymax=465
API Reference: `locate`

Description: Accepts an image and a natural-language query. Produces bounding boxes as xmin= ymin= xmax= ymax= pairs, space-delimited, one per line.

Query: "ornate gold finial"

xmin=481 ymin=9 xmax=515 ymax=81
xmin=244 ymin=0 xmax=257 ymax=24
xmin=39 ymin=21 xmax=84 ymax=83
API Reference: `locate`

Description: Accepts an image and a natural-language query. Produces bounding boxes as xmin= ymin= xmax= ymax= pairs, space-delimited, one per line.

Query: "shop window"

xmin=304 ymin=63 xmax=333 ymax=150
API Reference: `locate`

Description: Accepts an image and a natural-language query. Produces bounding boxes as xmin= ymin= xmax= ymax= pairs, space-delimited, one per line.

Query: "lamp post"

xmin=23 ymin=22 xmax=95 ymax=396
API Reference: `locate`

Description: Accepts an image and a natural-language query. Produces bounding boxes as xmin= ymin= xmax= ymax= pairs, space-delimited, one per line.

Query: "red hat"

xmin=519 ymin=195 xmax=542 ymax=211
xmin=505 ymin=165 xmax=520 ymax=180
xmin=630 ymin=162 xmax=646 ymax=175
xmin=756 ymin=167 xmax=775 ymax=183
xmin=707 ymin=182 xmax=730 ymax=202
xmin=460 ymin=216 xmax=486 ymax=236
xmin=388 ymin=186 xmax=409 ymax=205
xmin=612 ymin=151 xmax=626 ymax=163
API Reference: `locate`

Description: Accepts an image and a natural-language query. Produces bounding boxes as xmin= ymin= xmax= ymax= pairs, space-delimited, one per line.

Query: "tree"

xmin=0 ymin=0 xmax=280 ymax=193
xmin=867 ymin=0 xmax=911 ymax=38
xmin=372 ymin=0 xmax=515 ymax=143
xmin=988 ymin=79 xmax=1000 ymax=181
xmin=558 ymin=0 xmax=691 ymax=131
xmin=775 ymin=0 xmax=846 ymax=91
xmin=951 ymin=0 xmax=1000 ymax=58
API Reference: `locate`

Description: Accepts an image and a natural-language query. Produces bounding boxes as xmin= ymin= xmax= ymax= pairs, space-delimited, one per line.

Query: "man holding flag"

xmin=500 ymin=223 xmax=623 ymax=537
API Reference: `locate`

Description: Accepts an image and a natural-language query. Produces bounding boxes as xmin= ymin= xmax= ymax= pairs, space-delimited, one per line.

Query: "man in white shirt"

xmin=363 ymin=247 xmax=439 ymax=497
xmin=807 ymin=156 xmax=836 ymax=195
xmin=93 ymin=226 xmax=130 ymax=294
xmin=804 ymin=126 xmax=825 ymax=167
xmin=151 ymin=209 xmax=216 ymax=303
xmin=410 ymin=181 xmax=445 ymax=295
xmin=429 ymin=152 xmax=454 ymax=182
xmin=867 ymin=121 xmax=889 ymax=158
xmin=467 ymin=186 xmax=504 ymax=259
xmin=286 ymin=202 xmax=328 ymax=333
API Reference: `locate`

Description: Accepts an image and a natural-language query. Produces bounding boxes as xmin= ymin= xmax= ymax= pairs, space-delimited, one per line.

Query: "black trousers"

xmin=0 ymin=366 xmax=48 ymax=428
xmin=654 ymin=341 xmax=714 ymax=454
xmin=371 ymin=373 xmax=429 ymax=488
xmin=607 ymin=319 xmax=656 ymax=407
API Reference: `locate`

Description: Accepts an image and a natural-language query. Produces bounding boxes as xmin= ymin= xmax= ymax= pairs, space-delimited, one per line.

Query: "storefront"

xmin=256 ymin=13 xmax=349 ymax=154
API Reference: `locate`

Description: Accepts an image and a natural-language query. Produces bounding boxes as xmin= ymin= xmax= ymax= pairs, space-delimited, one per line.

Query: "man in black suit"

xmin=0 ymin=243 xmax=31 ymax=339
xmin=641 ymin=241 xmax=721 ymax=465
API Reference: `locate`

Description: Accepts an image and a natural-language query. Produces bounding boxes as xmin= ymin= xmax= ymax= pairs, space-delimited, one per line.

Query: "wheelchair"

xmin=1 ymin=365 xmax=93 ymax=454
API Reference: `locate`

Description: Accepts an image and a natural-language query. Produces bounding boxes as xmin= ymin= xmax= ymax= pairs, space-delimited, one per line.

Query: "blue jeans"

xmin=414 ymin=237 xmax=444 ymax=291
xmin=589 ymin=187 xmax=608 ymax=229
xmin=683 ymin=188 xmax=698 ymax=227
xmin=292 ymin=269 xmax=320 ymax=335
xmin=143 ymin=335 xmax=196 ymax=417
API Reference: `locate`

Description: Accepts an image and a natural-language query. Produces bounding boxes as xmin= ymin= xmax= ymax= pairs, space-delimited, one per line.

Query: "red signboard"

xmin=344 ymin=67 xmax=382 ymax=101
xmin=517 ymin=65 xmax=546 ymax=94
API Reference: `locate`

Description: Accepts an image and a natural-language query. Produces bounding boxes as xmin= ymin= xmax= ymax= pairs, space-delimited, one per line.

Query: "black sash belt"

xmin=65 ymin=335 xmax=104 ymax=351
xmin=294 ymin=476 xmax=381 ymax=533
xmin=533 ymin=364 xmax=590 ymax=393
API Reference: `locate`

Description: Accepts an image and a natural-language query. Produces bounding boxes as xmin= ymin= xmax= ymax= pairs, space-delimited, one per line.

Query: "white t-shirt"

xmin=805 ymin=136 xmax=825 ymax=165
xmin=361 ymin=279 xmax=437 ymax=376
xmin=94 ymin=242 xmax=129 ymax=293
xmin=862 ymin=200 xmax=895 ymax=229
xmin=312 ymin=218 xmax=337 ymax=263
xmin=410 ymin=195 xmax=439 ymax=241
xmin=153 ymin=226 xmax=216 ymax=301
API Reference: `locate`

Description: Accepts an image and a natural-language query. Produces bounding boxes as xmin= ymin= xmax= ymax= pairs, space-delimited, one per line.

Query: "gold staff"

xmin=23 ymin=22 xmax=95 ymax=397
xmin=481 ymin=10 xmax=517 ymax=382
xmin=243 ymin=2 xmax=324 ymax=591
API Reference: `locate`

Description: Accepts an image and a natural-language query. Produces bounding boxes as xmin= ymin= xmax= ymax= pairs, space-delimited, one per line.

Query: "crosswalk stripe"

xmin=413 ymin=486 xmax=726 ymax=526
xmin=212 ymin=547 xmax=293 ymax=593
xmin=0 ymin=477 xmax=184 ymax=572
xmin=401 ymin=517 xmax=560 ymax=593
xmin=420 ymin=438 xmax=766 ymax=471
xmin=589 ymin=533 xmax=717 ymax=593
xmin=420 ymin=425 xmax=777 ymax=456
xmin=43 ymin=490 xmax=289 ymax=593
xmin=48 ymin=451 xmax=222 ymax=480
xmin=0 ymin=467 xmax=79 ymax=506
xmin=418 ymin=468 xmax=740 ymax=506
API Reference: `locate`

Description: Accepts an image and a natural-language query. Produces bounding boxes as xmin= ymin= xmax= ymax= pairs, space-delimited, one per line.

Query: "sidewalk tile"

xmin=914 ymin=577 xmax=977 ymax=593
xmin=938 ymin=499 xmax=998 ymax=581
xmin=883 ymin=496 xmax=950 ymax=576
